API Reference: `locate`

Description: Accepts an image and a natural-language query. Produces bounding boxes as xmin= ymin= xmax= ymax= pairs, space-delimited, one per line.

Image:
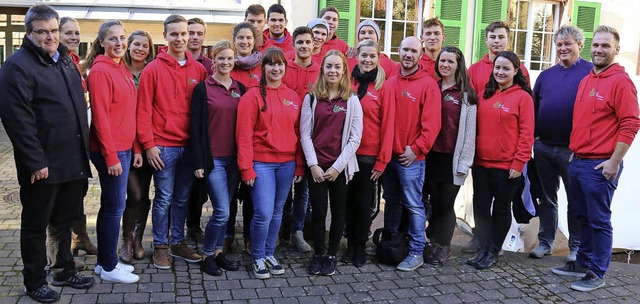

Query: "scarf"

xmin=352 ymin=67 xmax=378 ymax=99
xmin=235 ymin=51 xmax=262 ymax=70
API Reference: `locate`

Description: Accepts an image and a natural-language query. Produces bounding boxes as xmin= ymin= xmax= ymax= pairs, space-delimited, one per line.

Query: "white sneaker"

xmin=100 ymin=267 xmax=139 ymax=284
xmin=94 ymin=263 xmax=135 ymax=275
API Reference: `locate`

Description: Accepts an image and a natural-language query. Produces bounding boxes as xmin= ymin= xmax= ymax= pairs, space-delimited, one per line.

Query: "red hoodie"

xmin=469 ymin=54 xmax=530 ymax=95
xmin=322 ymin=34 xmax=349 ymax=54
xmin=386 ymin=65 xmax=442 ymax=160
xmin=236 ymin=85 xmax=304 ymax=181
xmin=230 ymin=64 xmax=262 ymax=89
xmin=137 ymin=50 xmax=207 ymax=150
xmin=263 ymin=29 xmax=294 ymax=54
xmin=88 ymin=55 xmax=137 ymax=166
xmin=419 ymin=52 xmax=438 ymax=80
xmin=351 ymin=79 xmax=396 ymax=171
xmin=283 ymin=59 xmax=320 ymax=101
xmin=347 ymin=53 xmax=398 ymax=79
xmin=257 ymin=38 xmax=274 ymax=54
xmin=475 ymin=85 xmax=534 ymax=171
xmin=570 ymin=63 xmax=640 ymax=159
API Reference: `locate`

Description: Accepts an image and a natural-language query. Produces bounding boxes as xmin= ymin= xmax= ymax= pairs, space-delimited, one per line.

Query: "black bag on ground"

xmin=372 ymin=228 xmax=409 ymax=266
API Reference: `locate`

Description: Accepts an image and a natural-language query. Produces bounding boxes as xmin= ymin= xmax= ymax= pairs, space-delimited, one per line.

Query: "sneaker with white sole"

xmin=397 ymin=254 xmax=424 ymax=271
xmin=571 ymin=271 xmax=605 ymax=292
xmin=265 ymin=256 xmax=285 ymax=275
xmin=94 ymin=262 xmax=135 ymax=275
xmin=253 ymin=258 xmax=271 ymax=279
xmin=529 ymin=245 xmax=552 ymax=258
xmin=551 ymin=261 xmax=589 ymax=277
xmin=100 ymin=267 xmax=139 ymax=284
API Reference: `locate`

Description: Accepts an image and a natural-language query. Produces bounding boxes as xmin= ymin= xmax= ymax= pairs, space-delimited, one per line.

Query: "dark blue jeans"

xmin=91 ymin=150 xmax=131 ymax=271
xmin=290 ymin=177 xmax=309 ymax=232
xmin=202 ymin=157 xmax=240 ymax=255
xmin=533 ymin=140 xmax=580 ymax=253
xmin=570 ymin=158 xmax=622 ymax=278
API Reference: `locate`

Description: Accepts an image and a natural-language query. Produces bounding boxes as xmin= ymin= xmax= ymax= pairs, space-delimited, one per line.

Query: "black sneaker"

xmin=264 ymin=256 xmax=285 ymax=275
xmin=307 ymin=255 xmax=323 ymax=275
xmin=215 ymin=253 xmax=239 ymax=271
xmin=321 ymin=255 xmax=337 ymax=276
xmin=253 ymin=258 xmax=270 ymax=279
xmin=551 ymin=261 xmax=589 ymax=277
xmin=26 ymin=285 xmax=60 ymax=303
xmin=51 ymin=272 xmax=95 ymax=289
xmin=200 ymin=255 xmax=223 ymax=276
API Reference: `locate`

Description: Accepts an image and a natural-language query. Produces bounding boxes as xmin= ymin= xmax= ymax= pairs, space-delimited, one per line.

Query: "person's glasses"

xmin=32 ymin=29 xmax=59 ymax=36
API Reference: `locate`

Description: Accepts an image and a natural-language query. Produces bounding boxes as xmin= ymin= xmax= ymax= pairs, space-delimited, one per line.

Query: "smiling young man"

xmin=552 ymin=25 xmax=640 ymax=292
xmin=419 ymin=18 xmax=446 ymax=79
xmin=137 ymin=14 xmax=208 ymax=270
xmin=244 ymin=4 xmax=272 ymax=53
xmin=187 ymin=18 xmax=212 ymax=76
xmin=529 ymin=26 xmax=592 ymax=262
xmin=319 ymin=6 xmax=349 ymax=54
xmin=383 ymin=36 xmax=441 ymax=272
xmin=263 ymin=4 xmax=293 ymax=54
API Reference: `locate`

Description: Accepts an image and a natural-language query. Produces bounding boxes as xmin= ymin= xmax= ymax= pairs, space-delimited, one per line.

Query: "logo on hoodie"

xmin=251 ymin=73 xmax=260 ymax=81
xmin=589 ymin=88 xmax=604 ymax=101
xmin=366 ymin=91 xmax=378 ymax=100
xmin=283 ymin=98 xmax=299 ymax=110
xmin=401 ymin=90 xmax=417 ymax=102
xmin=306 ymin=81 xmax=315 ymax=90
xmin=188 ymin=78 xmax=198 ymax=85
xmin=493 ymin=101 xmax=510 ymax=113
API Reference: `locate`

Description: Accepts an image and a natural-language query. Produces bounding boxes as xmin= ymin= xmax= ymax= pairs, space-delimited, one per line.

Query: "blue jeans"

xmin=290 ymin=177 xmax=309 ymax=232
xmin=151 ymin=146 xmax=194 ymax=246
xmin=382 ymin=159 xmax=427 ymax=255
xmin=91 ymin=150 xmax=131 ymax=271
xmin=250 ymin=161 xmax=295 ymax=260
xmin=202 ymin=157 xmax=240 ymax=255
xmin=533 ymin=140 xmax=580 ymax=253
xmin=570 ymin=158 xmax=622 ymax=278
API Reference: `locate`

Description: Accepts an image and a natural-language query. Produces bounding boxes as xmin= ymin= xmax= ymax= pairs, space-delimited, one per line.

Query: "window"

xmin=508 ymin=0 xmax=559 ymax=71
xmin=360 ymin=0 xmax=423 ymax=61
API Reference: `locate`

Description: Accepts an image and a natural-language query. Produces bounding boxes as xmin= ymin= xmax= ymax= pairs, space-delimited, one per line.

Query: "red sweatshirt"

xmin=475 ymin=85 xmax=534 ymax=171
xmin=570 ymin=63 xmax=640 ymax=158
xmin=322 ymin=34 xmax=349 ymax=54
xmin=351 ymin=79 xmax=396 ymax=171
xmin=283 ymin=59 xmax=320 ymax=101
xmin=230 ymin=64 xmax=262 ymax=89
xmin=419 ymin=52 xmax=438 ymax=80
xmin=386 ymin=65 xmax=442 ymax=160
xmin=263 ymin=29 xmax=294 ymax=54
xmin=236 ymin=85 xmax=304 ymax=181
xmin=346 ymin=53 xmax=398 ymax=79
xmin=257 ymin=39 xmax=274 ymax=54
xmin=88 ymin=55 xmax=137 ymax=166
xmin=469 ymin=54 xmax=530 ymax=95
xmin=137 ymin=50 xmax=207 ymax=150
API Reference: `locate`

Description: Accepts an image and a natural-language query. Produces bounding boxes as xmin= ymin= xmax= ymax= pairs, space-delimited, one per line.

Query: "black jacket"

xmin=0 ymin=36 xmax=91 ymax=186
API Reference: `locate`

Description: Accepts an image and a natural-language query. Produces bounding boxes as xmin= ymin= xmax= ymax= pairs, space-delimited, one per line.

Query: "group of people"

xmin=0 ymin=2 xmax=638 ymax=303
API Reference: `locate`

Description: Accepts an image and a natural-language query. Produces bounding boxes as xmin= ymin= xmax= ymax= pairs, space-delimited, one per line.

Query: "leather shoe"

xmin=215 ymin=253 xmax=239 ymax=271
xmin=466 ymin=248 xmax=488 ymax=267
xmin=475 ymin=250 xmax=499 ymax=269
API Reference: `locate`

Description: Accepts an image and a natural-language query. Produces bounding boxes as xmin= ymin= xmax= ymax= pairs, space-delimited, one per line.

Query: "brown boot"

xmin=119 ymin=206 xmax=136 ymax=263
xmin=71 ymin=215 xmax=97 ymax=255
xmin=132 ymin=202 xmax=150 ymax=260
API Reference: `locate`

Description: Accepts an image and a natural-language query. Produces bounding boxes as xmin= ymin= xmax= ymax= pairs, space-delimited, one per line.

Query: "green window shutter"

xmin=319 ymin=0 xmax=357 ymax=46
xmin=472 ymin=0 xmax=508 ymax=62
xmin=572 ymin=1 xmax=601 ymax=61
xmin=435 ymin=0 xmax=468 ymax=49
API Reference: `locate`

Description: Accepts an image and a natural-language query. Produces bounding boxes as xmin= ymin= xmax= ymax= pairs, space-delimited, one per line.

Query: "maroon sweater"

xmin=431 ymin=84 xmax=462 ymax=154
xmin=205 ymin=77 xmax=242 ymax=157
xmin=312 ymin=97 xmax=348 ymax=167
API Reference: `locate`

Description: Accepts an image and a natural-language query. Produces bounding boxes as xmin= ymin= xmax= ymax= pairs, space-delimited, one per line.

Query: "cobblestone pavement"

xmin=0 ymin=124 xmax=639 ymax=303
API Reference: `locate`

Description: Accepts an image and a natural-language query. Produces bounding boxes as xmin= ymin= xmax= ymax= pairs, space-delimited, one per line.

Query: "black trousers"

xmin=187 ymin=178 xmax=209 ymax=230
xmin=425 ymin=152 xmax=461 ymax=246
xmin=21 ymin=179 xmax=87 ymax=290
xmin=472 ymin=166 xmax=520 ymax=252
xmin=346 ymin=161 xmax=375 ymax=252
xmin=308 ymin=169 xmax=347 ymax=256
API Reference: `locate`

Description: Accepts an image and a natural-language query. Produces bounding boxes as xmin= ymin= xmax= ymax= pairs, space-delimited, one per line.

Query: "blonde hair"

xmin=356 ymin=40 xmax=385 ymax=91
xmin=314 ymin=50 xmax=353 ymax=101
xmin=211 ymin=40 xmax=234 ymax=58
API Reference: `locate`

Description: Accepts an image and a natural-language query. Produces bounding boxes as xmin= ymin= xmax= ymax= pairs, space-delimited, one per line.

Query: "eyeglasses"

xmin=32 ymin=29 xmax=59 ymax=36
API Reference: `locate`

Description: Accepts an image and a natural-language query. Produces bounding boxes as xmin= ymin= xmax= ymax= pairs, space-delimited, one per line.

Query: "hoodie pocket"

xmin=476 ymin=136 xmax=509 ymax=161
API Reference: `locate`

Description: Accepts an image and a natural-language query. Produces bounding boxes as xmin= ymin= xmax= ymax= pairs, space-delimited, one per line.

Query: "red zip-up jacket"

xmin=351 ymin=79 xmax=396 ymax=171
xmin=283 ymin=59 xmax=320 ymax=101
xmin=475 ymin=85 xmax=534 ymax=171
xmin=236 ymin=85 xmax=304 ymax=181
xmin=347 ymin=53 xmax=398 ymax=79
xmin=322 ymin=34 xmax=349 ymax=54
xmin=231 ymin=64 xmax=262 ymax=89
xmin=570 ymin=63 xmax=640 ymax=158
xmin=386 ymin=65 xmax=442 ymax=160
xmin=469 ymin=54 xmax=530 ymax=95
xmin=88 ymin=55 xmax=137 ymax=166
xmin=263 ymin=29 xmax=294 ymax=54
xmin=137 ymin=50 xmax=207 ymax=150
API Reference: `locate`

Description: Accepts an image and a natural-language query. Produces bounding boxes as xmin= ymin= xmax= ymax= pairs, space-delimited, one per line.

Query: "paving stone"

xmin=231 ymin=288 xmax=258 ymax=300
xmin=149 ymin=292 xmax=175 ymax=302
xmin=206 ymin=290 xmax=232 ymax=301
xmin=97 ymin=293 xmax=123 ymax=303
xmin=123 ymin=293 xmax=149 ymax=302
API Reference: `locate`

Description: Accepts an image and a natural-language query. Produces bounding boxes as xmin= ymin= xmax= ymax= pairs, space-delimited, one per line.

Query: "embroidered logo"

xmin=283 ymin=98 xmax=299 ymax=110
xmin=231 ymin=90 xmax=241 ymax=98
xmin=333 ymin=105 xmax=347 ymax=113
xmin=366 ymin=91 xmax=378 ymax=100
xmin=444 ymin=93 xmax=459 ymax=105
xmin=251 ymin=73 xmax=260 ymax=81
xmin=306 ymin=81 xmax=315 ymax=90
xmin=493 ymin=101 xmax=510 ymax=112
xmin=402 ymin=90 xmax=417 ymax=102
xmin=589 ymin=88 xmax=604 ymax=101
xmin=188 ymin=78 xmax=198 ymax=85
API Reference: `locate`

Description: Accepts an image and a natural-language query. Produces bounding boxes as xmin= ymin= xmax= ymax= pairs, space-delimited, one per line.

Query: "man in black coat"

xmin=0 ymin=4 xmax=94 ymax=303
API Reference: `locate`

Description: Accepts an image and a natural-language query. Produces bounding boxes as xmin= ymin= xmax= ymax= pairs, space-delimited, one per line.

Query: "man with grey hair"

xmin=551 ymin=25 xmax=639 ymax=292
xmin=0 ymin=4 xmax=95 ymax=302
xmin=529 ymin=25 xmax=592 ymax=261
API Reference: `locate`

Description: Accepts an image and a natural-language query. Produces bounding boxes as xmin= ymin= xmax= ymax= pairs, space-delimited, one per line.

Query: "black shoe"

xmin=341 ymin=247 xmax=354 ymax=264
xmin=307 ymin=255 xmax=323 ymax=275
xmin=215 ymin=253 xmax=239 ymax=271
xmin=51 ymin=272 xmax=95 ymax=289
xmin=321 ymin=255 xmax=337 ymax=276
xmin=187 ymin=227 xmax=204 ymax=242
xmin=466 ymin=249 xmax=488 ymax=267
xmin=353 ymin=248 xmax=366 ymax=268
xmin=26 ymin=285 xmax=60 ymax=303
xmin=201 ymin=255 xmax=223 ymax=276
xmin=462 ymin=236 xmax=481 ymax=253
xmin=475 ymin=250 xmax=498 ymax=269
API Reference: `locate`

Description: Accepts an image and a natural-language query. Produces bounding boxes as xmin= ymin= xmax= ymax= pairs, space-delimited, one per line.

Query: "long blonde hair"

xmin=356 ymin=40 xmax=385 ymax=91
xmin=314 ymin=50 xmax=353 ymax=100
